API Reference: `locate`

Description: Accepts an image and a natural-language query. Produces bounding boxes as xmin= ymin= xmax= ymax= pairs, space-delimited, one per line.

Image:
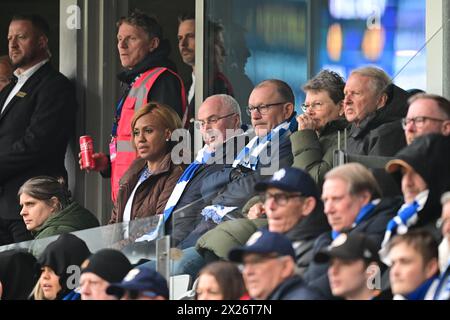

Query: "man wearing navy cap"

xmin=106 ymin=266 xmax=169 ymax=300
xmin=228 ymin=229 xmax=322 ymax=300
xmin=194 ymin=167 xmax=329 ymax=277
xmin=253 ymin=167 xmax=329 ymax=273
xmin=314 ymin=232 xmax=382 ymax=300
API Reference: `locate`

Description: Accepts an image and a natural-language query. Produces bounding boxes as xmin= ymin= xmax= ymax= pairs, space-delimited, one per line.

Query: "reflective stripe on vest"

xmin=111 ymin=67 xmax=167 ymax=202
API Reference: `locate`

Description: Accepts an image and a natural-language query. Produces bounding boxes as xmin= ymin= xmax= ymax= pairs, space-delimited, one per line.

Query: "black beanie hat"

xmin=81 ymin=249 xmax=132 ymax=283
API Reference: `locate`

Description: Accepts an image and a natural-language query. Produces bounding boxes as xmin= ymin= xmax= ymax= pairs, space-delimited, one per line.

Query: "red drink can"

xmin=80 ymin=135 xmax=95 ymax=170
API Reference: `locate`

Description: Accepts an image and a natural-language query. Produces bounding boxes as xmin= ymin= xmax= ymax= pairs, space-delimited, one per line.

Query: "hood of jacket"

xmin=389 ymin=134 xmax=450 ymax=226
xmin=117 ymin=39 xmax=177 ymax=84
xmin=0 ymin=250 xmax=37 ymax=300
xmin=37 ymin=234 xmax=91 ymax=297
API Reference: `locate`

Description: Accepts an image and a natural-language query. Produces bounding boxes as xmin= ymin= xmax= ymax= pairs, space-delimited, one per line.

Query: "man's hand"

xmin=247 ymin=202 xmax=266 ymax=220
xmin=78 ymin=152 xmax=109 ymax=173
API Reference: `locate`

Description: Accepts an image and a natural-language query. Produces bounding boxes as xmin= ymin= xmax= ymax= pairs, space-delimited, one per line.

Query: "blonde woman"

xmin=109 ymin=102 xmax=184 ymax=223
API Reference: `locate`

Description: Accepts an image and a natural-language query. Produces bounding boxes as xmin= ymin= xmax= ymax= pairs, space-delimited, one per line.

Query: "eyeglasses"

xmin=301 ymin=101 xmax=325 ymax=113
xmin=246 ymin=102 xmax=287 ymax=116
xmin=401 ymin=116 xmax=448 ymax=129
xmin=194 ymin=112 xmax=236 ymax=129
xmin=262 ymin=192 xmax=303 ymax=206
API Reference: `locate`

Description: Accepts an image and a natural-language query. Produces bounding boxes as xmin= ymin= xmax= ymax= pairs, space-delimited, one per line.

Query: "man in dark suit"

xmin=0 ymin=14 xmax=77 ymax=245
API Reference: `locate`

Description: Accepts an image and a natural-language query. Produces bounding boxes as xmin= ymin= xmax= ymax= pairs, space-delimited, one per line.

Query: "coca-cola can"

xmin=80 ymin=135 xmax=95 ymax=170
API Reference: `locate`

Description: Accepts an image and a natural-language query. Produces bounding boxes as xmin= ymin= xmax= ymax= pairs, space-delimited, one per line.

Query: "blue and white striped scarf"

xmin=203 ymin=116 xmax=297 ymax=224
xmin=433 ymin=259 xmax=450 ymax=300
xmin=232 ymin=116 xmax=297 ymax=170
xmin=379 ymin=190 xmax=429 ymax=264
xmin=162 ymin=146 xmax=212 ymax=223
xmin=135 ymin=146 xmax=212 ymax=242
xmin=381 ymin=190 xmax=429 ymax=248
xmin=331 ymin=199 xmax=379 ymax=240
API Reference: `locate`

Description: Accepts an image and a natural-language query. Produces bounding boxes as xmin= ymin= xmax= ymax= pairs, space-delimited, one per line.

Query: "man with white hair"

xmin=344 ymin=66 xmax=409 ymax=157
xmin=164 ymin=94 xmax=243 ymax=248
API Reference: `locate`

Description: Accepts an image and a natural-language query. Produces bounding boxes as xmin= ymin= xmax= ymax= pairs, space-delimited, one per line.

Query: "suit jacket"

xmin=0 ymin=62 xmax=77 ymax=219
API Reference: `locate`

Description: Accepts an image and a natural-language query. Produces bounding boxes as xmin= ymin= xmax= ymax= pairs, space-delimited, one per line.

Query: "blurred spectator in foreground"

xmin=32 ymin=234 xmax=91 ymax=300
xmin=80 ymin=249 xmax=132 ymax=300
xmin=229 ymin=229 xmax=322 ymax=300
xmin=0 ymin=249 xmax=37 ymax=300
xmin=315 ymin=232 xmax=383 ymax=300
xmin=107 ymin=266 xmax=169 ymax=300
xmin=195 ymin=261 xmax=246 ymax=300
xmin=304 ymin=163 xmax=400 ymax=299
xmin=387 ymin=230 xmax=439 ymax=300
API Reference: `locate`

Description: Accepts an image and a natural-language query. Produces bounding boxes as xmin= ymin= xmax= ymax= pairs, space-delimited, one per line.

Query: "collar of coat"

xmin=119 ymin=152 xmax=177 ymax=186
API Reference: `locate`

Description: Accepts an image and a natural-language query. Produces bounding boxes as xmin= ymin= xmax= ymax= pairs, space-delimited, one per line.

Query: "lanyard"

xmin=111 ymin=76 xmax=139 ymax=137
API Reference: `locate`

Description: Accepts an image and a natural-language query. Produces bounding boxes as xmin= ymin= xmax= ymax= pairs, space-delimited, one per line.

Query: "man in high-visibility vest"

xmin=80 ymin=10 xmax=187 ymax=202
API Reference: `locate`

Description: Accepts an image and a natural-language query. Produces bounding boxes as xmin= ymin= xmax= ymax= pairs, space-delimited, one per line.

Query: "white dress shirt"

xmin=1 ymin=59 xmax=49 ymax=114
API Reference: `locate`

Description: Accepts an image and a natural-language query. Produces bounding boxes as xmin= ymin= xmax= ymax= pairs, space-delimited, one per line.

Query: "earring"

xmin=166 ymin=138 xmax=170 ymax=142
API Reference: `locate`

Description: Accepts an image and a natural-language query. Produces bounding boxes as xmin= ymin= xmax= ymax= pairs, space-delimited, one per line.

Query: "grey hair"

xmin=441 ymin=191 xmax=450 ymax=206
xmin=303 ymin=69 xmax=345 ymax=104
xmin=350 ymin=66 xmax=391 ymax=96
xmin=18 ymin=176 xmax=71 ymax=211
xmin=324 ymin=163 xmax=382 ymax=199
xmin=214 ymin=94 xmax=242 ymax=122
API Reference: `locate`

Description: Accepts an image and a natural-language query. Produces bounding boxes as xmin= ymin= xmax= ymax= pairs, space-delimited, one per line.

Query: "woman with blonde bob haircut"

xmin=109 ymin=102 xmax=185 ymax=223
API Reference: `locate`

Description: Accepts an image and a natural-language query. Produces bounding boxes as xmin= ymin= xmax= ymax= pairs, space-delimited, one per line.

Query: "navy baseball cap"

xmin=106 ymin=266 xmax=169 ymax=299
xmin=228 ymin=229 xmax=296 ymax=263
xmin=254 ymin=167 xmax=319 ymax=199
xmin=314 ymin=232 xmax=380 ymax=264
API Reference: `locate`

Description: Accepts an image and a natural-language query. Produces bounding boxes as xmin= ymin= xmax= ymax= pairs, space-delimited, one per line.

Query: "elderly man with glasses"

xmin=167 ymin=79 xmax=298 ymax=280
xmin=160 ymin=94 xmax=243 ymax=249
xmin=195 ymin=167 xmax=330 ymax=277
xmin=228 ymin=229 xmax=322 ymax=300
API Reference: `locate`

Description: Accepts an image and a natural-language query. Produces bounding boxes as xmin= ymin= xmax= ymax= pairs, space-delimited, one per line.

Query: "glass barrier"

xmin=0 ymin=215 xmax=163 ymax=266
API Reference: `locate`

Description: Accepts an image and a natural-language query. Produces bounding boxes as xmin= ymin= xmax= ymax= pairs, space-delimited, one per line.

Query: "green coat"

xmin=196 ymin=218 xmax=268 ymax=259
xmin=291 ymin=118 xmax=348 ymax=187
xmin=33 ymin=201 xmax=99 ymax=240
